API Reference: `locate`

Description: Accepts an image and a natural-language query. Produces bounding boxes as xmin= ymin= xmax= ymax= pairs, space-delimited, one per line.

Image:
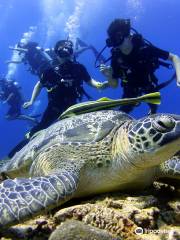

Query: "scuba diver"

xmin=7 ymin=41 xmax=53 ymax=77
xmin=7 ymin=39 xmax=108 ymax=158
xmin=22 ymin=39 xmax=108 ymax=138
xmin=0 ymin=78 xmax=38 ymax=123
xmin=99 ymin=18 xmax=180 ymax=114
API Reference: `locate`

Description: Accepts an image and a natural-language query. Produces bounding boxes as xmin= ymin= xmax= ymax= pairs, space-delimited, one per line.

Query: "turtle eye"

xmin=153 ymin=116 xmax=175 ymax=133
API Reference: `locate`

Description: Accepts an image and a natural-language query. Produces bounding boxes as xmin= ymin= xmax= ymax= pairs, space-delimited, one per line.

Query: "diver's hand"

xmin=23 ymin=101 xmax=33 ymax=109
xmin=97 ymin=81 xmax=109 ymax=89
xmin=99 ymin=64 xmax=112 ymax=78
xmin=96 ymin=82 xmax=103 ymax=89
xmin=94 ymin=81 xmax=107 ymax=89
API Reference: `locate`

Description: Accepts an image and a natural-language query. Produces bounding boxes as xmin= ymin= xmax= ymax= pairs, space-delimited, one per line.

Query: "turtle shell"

xmin=0 ymin=110 xmax=132 ymax=176
xmin=53 ymin=110 xmax=133 ymax=143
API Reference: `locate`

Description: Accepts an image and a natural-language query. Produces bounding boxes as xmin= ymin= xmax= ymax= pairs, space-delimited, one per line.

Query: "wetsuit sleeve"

xmin=148 ymin=45 xmax=170 ymax=60
xmin=77 ymin=64 xmax=91 ymax=83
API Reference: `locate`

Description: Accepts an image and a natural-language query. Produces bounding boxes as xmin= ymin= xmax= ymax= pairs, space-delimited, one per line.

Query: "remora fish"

xmin=59 ymin=92 xmax=161 ymax=119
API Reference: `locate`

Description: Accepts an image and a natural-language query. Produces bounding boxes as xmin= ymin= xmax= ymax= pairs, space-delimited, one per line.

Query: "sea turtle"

xmin=0 ymin=110 xmax=180 ymax=228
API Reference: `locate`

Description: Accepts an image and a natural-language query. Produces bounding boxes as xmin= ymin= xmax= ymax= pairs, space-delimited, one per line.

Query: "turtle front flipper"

xmin=156 ymin=155 xmax=180 ymax=181
xmin=0 ymin=170 xmax=79 ymax=228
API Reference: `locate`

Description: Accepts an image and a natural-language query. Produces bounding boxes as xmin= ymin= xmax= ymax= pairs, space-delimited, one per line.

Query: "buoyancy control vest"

xmin=41 ymin=60 xmax=92 ymax=101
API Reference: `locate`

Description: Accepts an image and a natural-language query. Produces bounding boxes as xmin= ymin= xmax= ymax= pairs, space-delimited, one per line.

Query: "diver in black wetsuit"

xmin=0 ymin=78 xmax=38 ymax=123
xmin=22 ymin=40 xmax=108 ymax=137
xmin=7 ymin=40 xmax=108 ymax=158
xmin=100 ymin=18 xmax=180 ymax=114
xmin=22 ymin=40 xmax=107 ymax=138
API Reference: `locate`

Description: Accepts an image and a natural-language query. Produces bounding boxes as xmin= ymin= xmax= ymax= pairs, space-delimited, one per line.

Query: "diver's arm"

xmin=87 ymin=78 xmax=109 ymax=89
xmin=79 ymin=63 xmax=108 ymax=89
xmin=168 ymin=53 xmax=180 ymax=87
xmin=99 ymin=64 xmax=119 ymax=88
xmin=23 ymin=81 xmax=43 ymax=109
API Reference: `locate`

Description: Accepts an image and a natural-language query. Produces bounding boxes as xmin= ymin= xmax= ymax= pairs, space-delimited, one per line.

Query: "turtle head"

xmin=118 ymin=114 xmax=180 ymax=169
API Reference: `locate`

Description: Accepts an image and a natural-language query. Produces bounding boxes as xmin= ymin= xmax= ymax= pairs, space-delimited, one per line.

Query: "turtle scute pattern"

xmin=0 ymin=111 xmax=131 ymax=177
xmin=0 ymin=169 xmax=79 ymax=227
xmin=0 ymin=111 xmax=132 ymax=227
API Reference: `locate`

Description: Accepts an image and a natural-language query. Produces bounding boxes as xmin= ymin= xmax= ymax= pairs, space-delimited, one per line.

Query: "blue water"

xmin=0 ymin=0 xmax=180 ymax=158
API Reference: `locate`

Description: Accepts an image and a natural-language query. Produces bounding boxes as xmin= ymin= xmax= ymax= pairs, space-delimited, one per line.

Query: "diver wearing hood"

xmin=100 ymin=18 xmax=180 ymax=114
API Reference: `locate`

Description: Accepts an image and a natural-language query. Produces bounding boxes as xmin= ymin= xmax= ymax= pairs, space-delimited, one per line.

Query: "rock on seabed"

xmin=0 ymin=182 xmax=179 ymax=240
